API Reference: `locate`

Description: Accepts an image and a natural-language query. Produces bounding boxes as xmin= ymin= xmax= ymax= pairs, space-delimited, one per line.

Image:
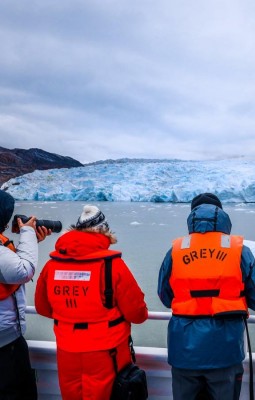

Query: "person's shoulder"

xmin=0 ymin=242 xmax=15 ymax=256
xmin=241 ymin=240 xmax=255 ymax=272
xmin=243 ymin=240 xmax=255 ymax=258
xmin=112 ymin=256 xmax=127 ymax=271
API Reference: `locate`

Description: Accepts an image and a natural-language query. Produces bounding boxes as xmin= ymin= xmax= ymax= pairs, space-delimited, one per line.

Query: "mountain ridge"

xmin=0 ymin=146 xmax=83 ymax=185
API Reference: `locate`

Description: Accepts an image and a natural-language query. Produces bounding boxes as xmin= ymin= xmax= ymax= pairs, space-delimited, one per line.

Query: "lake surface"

xmin=6 ymin=201 xmax=255 ymax=348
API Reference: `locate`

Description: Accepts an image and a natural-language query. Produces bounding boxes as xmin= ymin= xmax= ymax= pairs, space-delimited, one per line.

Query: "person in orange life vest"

xmin=35 ymin=204 xmax=148 ymax=400
xmin=0 ymin=189 xmax=51 ymax=400
xmin=157 ymin=193 xmax=255 ymax=400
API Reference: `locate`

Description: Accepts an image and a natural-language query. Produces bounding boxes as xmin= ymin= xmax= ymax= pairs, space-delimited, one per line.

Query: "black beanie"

xmin=191 ymin=193 xmax=222 ymax=210
xmin=0 ymin=190 xmax=15 ymax=232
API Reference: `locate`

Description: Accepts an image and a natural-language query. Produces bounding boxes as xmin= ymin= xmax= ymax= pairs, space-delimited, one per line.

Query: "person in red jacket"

xmin=35 ymin=204 xmax=148 ymax=400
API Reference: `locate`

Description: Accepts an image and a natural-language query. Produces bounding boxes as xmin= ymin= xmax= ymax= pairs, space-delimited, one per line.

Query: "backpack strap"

xmin=104 ymin=258 xmax=114 ymax=309
xmin=0 ymin=233 xmax=16 ymax=252
xmin=105 ymin=256 xmax=136 ymax=373
xmin=3 ymin=239 xmax=14 ymax=247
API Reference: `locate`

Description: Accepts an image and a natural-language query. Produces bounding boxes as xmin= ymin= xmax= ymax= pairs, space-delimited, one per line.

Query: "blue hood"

xmin=187 ymin=204 xmax=232 ymax=234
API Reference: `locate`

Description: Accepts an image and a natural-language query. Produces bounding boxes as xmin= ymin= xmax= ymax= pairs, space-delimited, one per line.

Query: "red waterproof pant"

xmin=57 ymin=338 xmax=132 ymax=400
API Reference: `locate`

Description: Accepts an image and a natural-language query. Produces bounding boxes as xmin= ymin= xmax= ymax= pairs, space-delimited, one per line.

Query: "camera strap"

xmin=109 ymin=335 xmax=137 ymax=375
xmin=244 ymin=317 xmax=254 ymax=400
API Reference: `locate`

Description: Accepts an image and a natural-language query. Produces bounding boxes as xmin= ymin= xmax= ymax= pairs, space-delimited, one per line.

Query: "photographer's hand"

xmin=17 ymin=217 xmax=52 ymax=242
xmin=17 ymin=216 xmax=37 ymax=231
xmin=36 ymin=226 xmax=52 ymax=242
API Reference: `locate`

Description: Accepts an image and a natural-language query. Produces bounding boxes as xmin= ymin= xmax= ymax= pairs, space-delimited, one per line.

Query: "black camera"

xmin=12 ymin=214 xmax=62 ymax=234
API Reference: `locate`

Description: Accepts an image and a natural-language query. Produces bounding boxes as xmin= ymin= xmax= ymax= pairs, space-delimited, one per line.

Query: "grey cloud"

xmin=1 ymin=0 xmax=255 ymax=163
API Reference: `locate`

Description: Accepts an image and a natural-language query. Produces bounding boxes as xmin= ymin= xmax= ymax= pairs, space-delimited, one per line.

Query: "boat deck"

xmin=28 ymin=341 xmax=254 ymax=399
xmin=26 ymin=309 xmax=255 ymax=399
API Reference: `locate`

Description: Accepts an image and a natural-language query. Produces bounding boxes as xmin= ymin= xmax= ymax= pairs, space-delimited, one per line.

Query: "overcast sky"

xmin=1 ymin=1 xmax=255 ymax=164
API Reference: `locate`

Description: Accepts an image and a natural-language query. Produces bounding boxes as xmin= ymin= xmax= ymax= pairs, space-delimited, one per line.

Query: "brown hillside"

xmin=0 ymin=146 xmax=83 ymax=186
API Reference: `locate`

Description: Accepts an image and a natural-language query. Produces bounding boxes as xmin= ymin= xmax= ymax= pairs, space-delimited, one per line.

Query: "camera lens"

xmin=36 ymin=219 xmax=62 ymax=233
xmin=12 ymin=214 xmax=62 ymax=234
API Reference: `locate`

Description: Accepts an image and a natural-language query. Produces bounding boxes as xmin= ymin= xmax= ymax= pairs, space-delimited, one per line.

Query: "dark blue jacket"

xmin=158 ymin=204 xmax=255 ymax=369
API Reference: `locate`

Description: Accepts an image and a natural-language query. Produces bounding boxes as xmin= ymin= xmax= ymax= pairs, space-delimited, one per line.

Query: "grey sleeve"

xmin=0 ymin=226 xmax=38 ymax=284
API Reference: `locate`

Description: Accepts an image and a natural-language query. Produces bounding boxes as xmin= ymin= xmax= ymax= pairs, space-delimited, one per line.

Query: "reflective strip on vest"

xmin=181 ymin=235 xmax=191 ymax=249
xmin=170 ymin=232 xmax=248 ymax=317
xmin=181 ymin=234 xmax=231 ymax=250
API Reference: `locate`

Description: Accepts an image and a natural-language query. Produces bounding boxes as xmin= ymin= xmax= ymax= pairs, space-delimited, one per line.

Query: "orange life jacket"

xmin=0 ymin=233 xmax=20 ymax=300
xmin=170 ymin=232 xmax=248 ymax=317
xmin=47 ymin=249 xmax=131 ymax=351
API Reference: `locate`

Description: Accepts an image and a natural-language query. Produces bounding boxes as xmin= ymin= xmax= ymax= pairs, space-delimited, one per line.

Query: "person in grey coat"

xmin=0 ymin=189 xmax=50 ymax=400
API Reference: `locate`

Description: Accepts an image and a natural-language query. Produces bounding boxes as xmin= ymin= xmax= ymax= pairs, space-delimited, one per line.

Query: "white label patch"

xmin=54 ymin=270 xmax=91 ymax=281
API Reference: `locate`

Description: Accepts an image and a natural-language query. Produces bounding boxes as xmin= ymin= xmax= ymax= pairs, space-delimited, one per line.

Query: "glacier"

xmin=2 ymin=158 xmax=255 ymax=203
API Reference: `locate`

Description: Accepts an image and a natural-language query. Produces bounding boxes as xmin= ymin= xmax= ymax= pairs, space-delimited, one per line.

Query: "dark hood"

xmin=0 ymin=190 xmax=15 ymax=232
xmin=187 ymin=204 xmax=232 ymax=235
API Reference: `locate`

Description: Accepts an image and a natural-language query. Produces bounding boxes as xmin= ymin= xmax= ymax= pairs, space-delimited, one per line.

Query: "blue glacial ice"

xmin=2 ymin=158 xmax=255 ymax=203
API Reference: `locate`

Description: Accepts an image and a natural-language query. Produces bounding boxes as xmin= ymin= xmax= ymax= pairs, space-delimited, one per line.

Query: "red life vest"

xmin=0 ymin=233 xmax=20 ymax=300
xmin=47 ymin=249 xmax=131 ymax=351
xmin=170 ymin=232 xmax=248 ymax=317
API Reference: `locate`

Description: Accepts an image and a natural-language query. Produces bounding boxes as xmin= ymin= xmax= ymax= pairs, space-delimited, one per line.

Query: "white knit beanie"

xmin=76 ymin=205 xmax=109 ymax=231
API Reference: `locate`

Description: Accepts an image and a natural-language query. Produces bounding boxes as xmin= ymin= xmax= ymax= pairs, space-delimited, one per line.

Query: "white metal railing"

xmin=25 ymin=306 xmax=255 ymax=323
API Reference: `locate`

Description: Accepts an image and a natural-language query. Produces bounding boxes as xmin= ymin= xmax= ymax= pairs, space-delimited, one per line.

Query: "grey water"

xmin=7 ymin=201 xmax=255 ymax=349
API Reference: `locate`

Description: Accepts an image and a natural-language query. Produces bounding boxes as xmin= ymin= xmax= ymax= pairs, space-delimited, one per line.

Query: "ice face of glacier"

xmin=2 ymin=158 xmax=255 ymax=203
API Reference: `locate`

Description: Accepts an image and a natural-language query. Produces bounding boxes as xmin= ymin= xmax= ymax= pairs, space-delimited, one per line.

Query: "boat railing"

xmin=26 ymin=305 xmax=255 ymax=322
xmin=25 ymin=307 xmax=255 ymax=400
